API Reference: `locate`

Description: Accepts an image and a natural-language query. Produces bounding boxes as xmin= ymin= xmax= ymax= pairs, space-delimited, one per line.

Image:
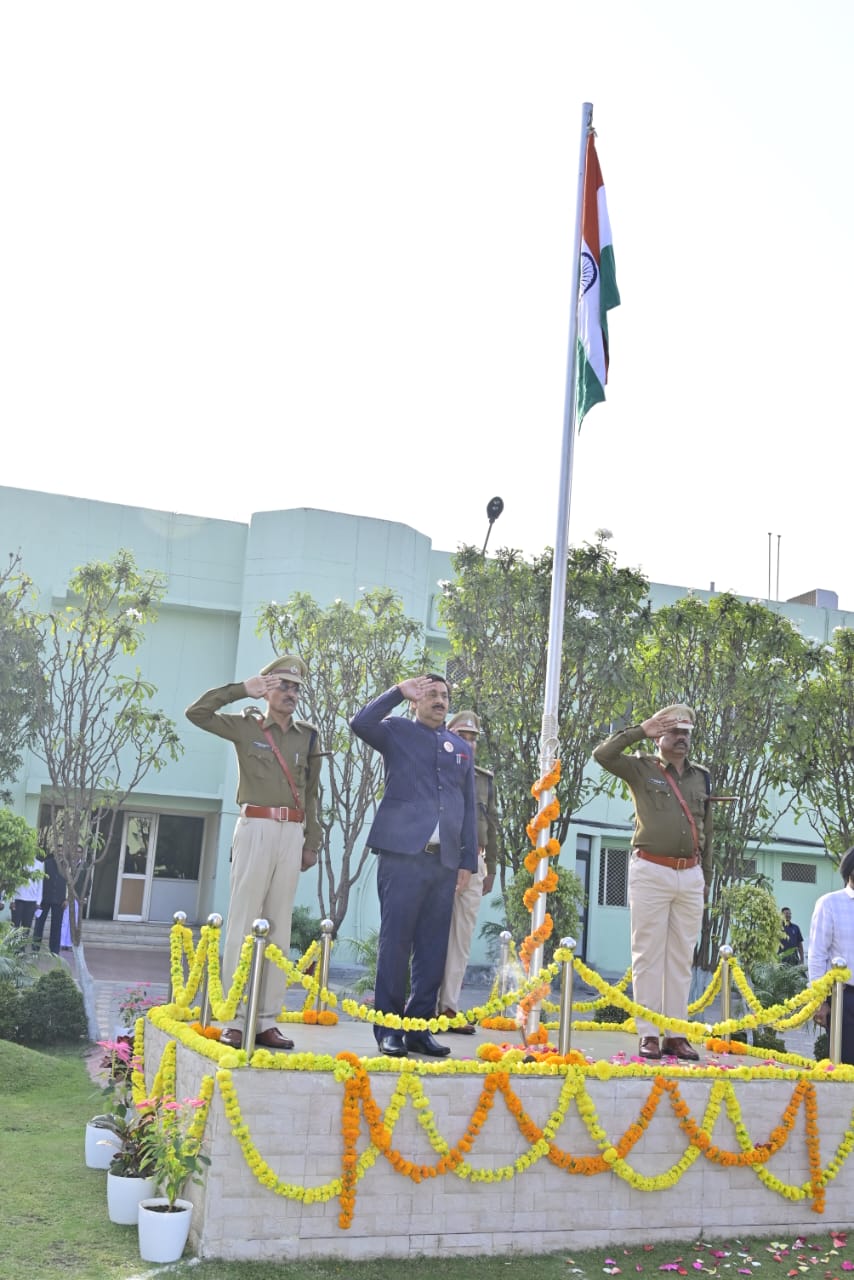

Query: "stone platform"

xmin=141 ymin=1016 xmax=854 ymax=1262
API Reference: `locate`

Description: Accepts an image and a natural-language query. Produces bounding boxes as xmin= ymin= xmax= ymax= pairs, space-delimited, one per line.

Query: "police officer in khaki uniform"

xmin=186 ymin=655 xmax=323 ymax=1050
xmin=593 ymin=703 xmax=712 ymax=1061
xmin=437 ymin=710 xmax=499 ymax=1033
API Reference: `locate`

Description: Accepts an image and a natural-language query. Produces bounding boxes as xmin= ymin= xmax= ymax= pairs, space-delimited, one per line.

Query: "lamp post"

xmin=481 ymin=496 xmax=504 ymax=555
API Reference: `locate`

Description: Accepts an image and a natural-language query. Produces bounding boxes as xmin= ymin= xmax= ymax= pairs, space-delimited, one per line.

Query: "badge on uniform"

xmin=443 ymin=741 xmax=454 ymax=752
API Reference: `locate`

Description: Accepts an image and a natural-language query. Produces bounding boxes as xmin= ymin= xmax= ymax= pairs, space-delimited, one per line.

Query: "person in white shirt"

xmin=808 ymin=845 xmax=854 ymax=1063
xmin=10 ymin=859 xmax=43 ymax=932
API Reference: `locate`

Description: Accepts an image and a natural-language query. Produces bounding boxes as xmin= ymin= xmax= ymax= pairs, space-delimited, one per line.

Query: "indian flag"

xmin=575 ymin=132 xmax=620 ymax=427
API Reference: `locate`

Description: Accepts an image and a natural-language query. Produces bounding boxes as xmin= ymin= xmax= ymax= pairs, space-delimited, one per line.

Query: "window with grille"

xmin=781 ymin=862 xmax=817 ymax=884
xmin=598 ymin=846 xmax=629 ymax=907
xmin=733 ymin=859 xmax=757 ymax=878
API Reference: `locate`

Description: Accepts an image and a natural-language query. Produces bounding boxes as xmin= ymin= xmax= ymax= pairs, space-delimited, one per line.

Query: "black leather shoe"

xmin=377 ymin=1031 xmax=408 ymax=1057
xmin=404 ymin=1031 xmax=451 ymax=1057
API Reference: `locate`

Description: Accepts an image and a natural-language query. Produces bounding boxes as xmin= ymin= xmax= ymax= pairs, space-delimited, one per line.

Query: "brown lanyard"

xmin=260 ymin=726 xmax=302 ymax=809
xmin=657 ymin=761 xmax=699 ymax=854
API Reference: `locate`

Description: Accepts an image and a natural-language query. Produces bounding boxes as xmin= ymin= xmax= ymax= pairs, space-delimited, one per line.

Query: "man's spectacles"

xmin=278 ymin=680 xmax=301 ymax=693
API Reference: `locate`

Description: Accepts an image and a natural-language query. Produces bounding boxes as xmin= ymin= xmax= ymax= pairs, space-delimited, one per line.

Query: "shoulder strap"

xmin=259 ymin=725 xmax=302 ymax=808
xmin=656 ymin=761 xmax=699 ymax=854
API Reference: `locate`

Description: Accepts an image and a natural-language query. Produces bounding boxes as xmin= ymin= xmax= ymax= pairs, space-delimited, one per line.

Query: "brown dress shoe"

xmin=440 ymin=1007 xmax=476 ymax=1034
xmin=219 ymin=1027 xmax=243 ymax=1049
xmin=255 ymin=1027 xmax=295 ymax=1051
xmin=661 ymin=1037 xmax=699 ymax=1061
xmin=638 ymin=1036 xmax=661 ymax=1059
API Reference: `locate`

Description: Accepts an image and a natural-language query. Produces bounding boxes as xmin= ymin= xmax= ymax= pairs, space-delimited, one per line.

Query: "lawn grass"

xmin=1 ymin=1039 xmax=853 ymax=1279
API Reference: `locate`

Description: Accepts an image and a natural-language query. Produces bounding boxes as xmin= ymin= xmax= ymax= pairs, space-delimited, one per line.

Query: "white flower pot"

xmin=137 ymin=1197 xmax=193 ymax=1263
xmin=107 ymin=1170 xmax=156 ymax=1224
xmin=85 ymin=1116 xmax=122 ymax=1169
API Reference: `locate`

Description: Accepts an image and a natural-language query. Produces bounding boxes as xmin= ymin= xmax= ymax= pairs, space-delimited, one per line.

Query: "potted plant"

xmin=137 ymin=1094 xmax=210 ymax=1263
xmin=115 ymin=983 xmax=156 ymax=1038
xmin=106 ymin=1104 xmax=157 ymax=1224
xmin=85 ymin=1038 xmax=137 ymax=1169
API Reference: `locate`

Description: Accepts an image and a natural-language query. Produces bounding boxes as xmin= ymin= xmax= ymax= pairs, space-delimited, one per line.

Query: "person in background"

xmin=808 ymin=846 xmax=854 ymax=1063
xmin=436 ymin=709 xmax=499 ymax=1033
xmin=779 ymin=906 xmax=804 ymax=965
xmin=32 ymin=853 xmax=67 ymax=955
xmin=10 ymin=857 xmax=43 ymax=933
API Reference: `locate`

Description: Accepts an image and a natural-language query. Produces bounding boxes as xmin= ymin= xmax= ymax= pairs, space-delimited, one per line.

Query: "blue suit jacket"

xmin=350 ymin=687 xmax=478 ymax=872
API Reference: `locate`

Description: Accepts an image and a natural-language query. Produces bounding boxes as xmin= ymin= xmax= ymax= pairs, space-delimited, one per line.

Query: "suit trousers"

xmin=628 ymin=854 xmax=704 ymax=1039
xmin=373 ymin=849 xmax=458 ymax=1043
xmin=221 ymin=815 xmax=302 ymax=1030
xmin=438 ymin=852 xmax=486 ymax=1013
xmin=32 ymin=902 xmax=64 ymax=955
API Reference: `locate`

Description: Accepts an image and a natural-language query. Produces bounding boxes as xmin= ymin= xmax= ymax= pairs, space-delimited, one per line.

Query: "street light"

xmin=482 ymin=496 xmax=504 ymax=555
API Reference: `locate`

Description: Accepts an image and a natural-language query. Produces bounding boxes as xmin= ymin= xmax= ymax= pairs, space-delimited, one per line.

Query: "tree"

xmin=787 ymin=626 xmax=854 ymax=859
xmin=0 ymin=808 xmax=41 ymax=903
xmin=0 ymin=552 xmax=45 ymax=801
xmin=32 ymin=550 xmax=183 ymax=1037
xmin=626 ymin=593 xmax=817 ymax=970
xmin=440 ymin=536 xmax=651 ymax=882
xmin=257 ymin=589 xmax=428 ymax=937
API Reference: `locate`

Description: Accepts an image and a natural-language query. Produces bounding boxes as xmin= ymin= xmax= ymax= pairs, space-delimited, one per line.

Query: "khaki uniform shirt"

xmin=593 ymin=726 xmax=714 ymax=887
xmin=475 ymin=765 xmax=500 ymax=874
xmin=186 ymin=683 xmax=323 ymax=850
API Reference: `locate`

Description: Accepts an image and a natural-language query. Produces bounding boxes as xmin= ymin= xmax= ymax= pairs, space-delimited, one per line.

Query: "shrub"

xmin=0 ymin=976 xmax=20 ymax=1040
xmin=290 ymin=904 xmax=322 ymax=958
xmin=17 ymin=968 xmax=87 ymax=1044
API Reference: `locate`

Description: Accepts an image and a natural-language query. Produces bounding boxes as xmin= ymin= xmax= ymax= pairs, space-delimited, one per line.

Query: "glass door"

xmin=113 ymin=814 xmax=155 ymax=921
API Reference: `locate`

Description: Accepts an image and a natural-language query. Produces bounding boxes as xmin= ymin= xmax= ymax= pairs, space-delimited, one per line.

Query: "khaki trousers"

xmin=628 ymin=853 xmax=704 ymax=1039
xmin=438 ymin=852 xmax=487 ymax=1013
xmin=221 ymin=814 xmax=302 ymax=1030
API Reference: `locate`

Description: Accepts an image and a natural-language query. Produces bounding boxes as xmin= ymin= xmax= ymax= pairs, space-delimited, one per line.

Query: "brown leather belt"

xmin=424 ymin=842 xmax=441 ymax=855
xmin=242 ymin=804 xmax=305 ymax=823
xmin=635 ymin=850 xmax=699 ymax=871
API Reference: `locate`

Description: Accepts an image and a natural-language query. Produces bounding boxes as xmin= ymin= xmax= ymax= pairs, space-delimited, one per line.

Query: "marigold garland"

xmin=140 ymin=997 xmax=854 ymax=1230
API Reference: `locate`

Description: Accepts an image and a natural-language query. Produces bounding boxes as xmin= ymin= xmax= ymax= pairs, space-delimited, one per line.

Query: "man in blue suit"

xmin=351 ymin=673 xmax=478 ymax=1057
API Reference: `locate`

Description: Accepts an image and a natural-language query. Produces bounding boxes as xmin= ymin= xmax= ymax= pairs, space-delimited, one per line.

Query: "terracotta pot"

xmin=137 ymin=1197 xmax=193 ymax=1263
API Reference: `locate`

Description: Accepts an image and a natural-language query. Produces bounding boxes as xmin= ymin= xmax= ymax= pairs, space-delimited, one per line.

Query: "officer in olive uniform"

xmin=437 ymin=710 xmax=499 ymax=1032
xmin=593 ymin=703 xmax=712 ymax=1061
xmin=186 ymin=655 xmax=323 ymax=1051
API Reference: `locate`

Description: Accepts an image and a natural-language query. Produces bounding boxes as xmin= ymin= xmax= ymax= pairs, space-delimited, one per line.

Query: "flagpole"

xmin=525 ymin=101 xmax=593 ymax=1035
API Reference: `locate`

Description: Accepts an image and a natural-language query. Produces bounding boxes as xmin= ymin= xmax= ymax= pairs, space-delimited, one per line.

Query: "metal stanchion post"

xmin=557 ymin=936 xmax=576 ymax=1056
xmin=719 ymin=945 xmax=733 ymax=1027
xmin=830 ymin=955 xmax=846 ymax=1065
xmin=200 ymin=912 xmax=222 ymax=1028
xmin=171 ymin=912 xmax=188 ymax=1005
xmin=499 ymin=931 xmax=512 ymax=997
xmin=318 ymin=918 xmax=334 ymax=1012
xmin=242 ymin=919 xmax=270 ymax=1051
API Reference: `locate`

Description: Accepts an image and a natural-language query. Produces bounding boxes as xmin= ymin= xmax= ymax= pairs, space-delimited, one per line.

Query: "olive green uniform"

xmin=593 ymin=726 xmax=712 ymax=1039
xmin=186 ymin=683 xmax=323 ymax=1028
xmin=438 ymin=765 xmax=500 ymax=1014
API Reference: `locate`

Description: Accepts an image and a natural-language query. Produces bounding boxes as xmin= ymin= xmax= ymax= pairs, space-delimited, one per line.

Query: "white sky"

xmin=3 ymin=2 xmax=853 ymax=606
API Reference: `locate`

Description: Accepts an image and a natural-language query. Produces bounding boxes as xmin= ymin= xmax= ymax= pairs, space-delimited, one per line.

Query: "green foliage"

xmin=718 ymin=883 xmax=784 ymax=980
xmin=488 ymin=863 xmax=585 ymax=968
xmin=139 ymin=1094 xmax=211 ymax=1208
xmin=15 ymin=967 xmax=87 ymax=1044
xmin=0 ymin=808 xmax=41 ymax=901
xmin=290 ymin=904 xmax=322 ymax=957
xmin=31 ymin=549 xmax=183 ymax=958
xmin=745 ymin=959 xmax=808 ymax=1050
xmin=0 ymin=921 xmax=40 ymax=987
xmin=0 ymin=552 xmax=45 ymax=802
xmin=0 ymin=976 xmax=20 ymax=1040
xmin=257 ymin=589 xmax=428 ymax=934
xmin=788 ymin=627 xmax=854 ymax=856
xmin=625 ymin=592 xmax=817 ymax=967
xmin=440 ymin=536 xmax=650 ymax=879
xmin=593 ymin=1003 xmax=630 ymax=1025
xmin=344 ymin=928 xmax=379 ymax=995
